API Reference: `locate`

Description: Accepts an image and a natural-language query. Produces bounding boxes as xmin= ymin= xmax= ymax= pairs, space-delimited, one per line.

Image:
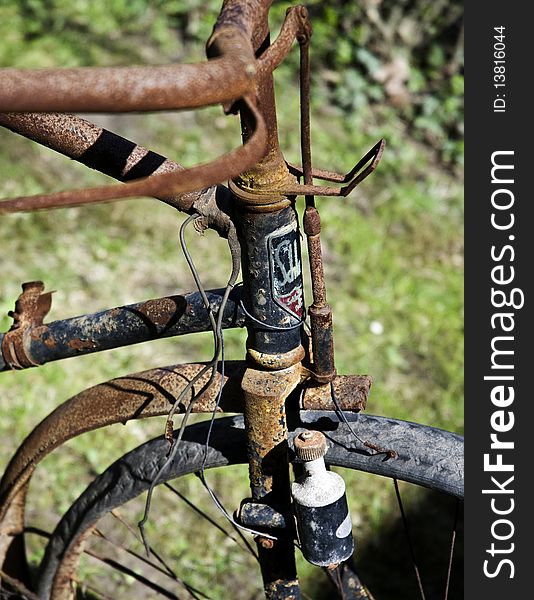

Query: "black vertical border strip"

xmin=465 ymin=2 xmax=531 ymax=597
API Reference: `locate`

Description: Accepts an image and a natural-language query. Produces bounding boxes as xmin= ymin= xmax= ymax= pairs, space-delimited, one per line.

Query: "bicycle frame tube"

xmin=0 ymin=288 xmax=245 ymax=372
xmin=0 ymin=112 xmax=207 ymax=213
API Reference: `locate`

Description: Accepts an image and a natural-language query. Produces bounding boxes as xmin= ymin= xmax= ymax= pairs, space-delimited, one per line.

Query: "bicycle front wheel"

xmin=36 ymin=411 xmax=463 ymax=599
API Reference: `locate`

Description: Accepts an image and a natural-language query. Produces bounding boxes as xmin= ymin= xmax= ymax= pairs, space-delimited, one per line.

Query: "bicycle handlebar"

xmin=0 ymin=0 xmax=269 ymax=112
xmin=0 ymin=0 xmax=308 ymax=217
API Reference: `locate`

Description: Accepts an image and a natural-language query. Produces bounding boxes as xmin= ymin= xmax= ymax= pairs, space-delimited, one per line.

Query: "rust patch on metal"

xmin=293 ymin=430 xmax=326 ymax=461
xmin=364 ymin=442 xmax=397 ymax=459
xmin=241 ymin=365 xmax=301 ymax=499
xmin=135 ymin=297 xmax=183 ymax=329
xmin=1 ymin=17 xmax=257 ymax=114
xmin=51 ymin=525 xmax=95 ymax=600
xmin=307 ymin=236 xmax=327 ymax=305
xmin=263 ymin=578 xmax=300 ymax=599
xmin=279 ymin=138 xmax=386 ymax=197
xmin=247 ymin=344 xmax=305 ymax=370
xmin=257 ymin=6 xmax=311 ymax=77
xmin=67 ymin=338 xmax=97 ymax=351
xmin=6 ymin=281 xmax=52 ymax=329
xmin=301 ymin=375 xmax=372 ymax=412
xmin=1 ymin=282 xmax=52 ymax=369
xmin=37 ymin=330 xmax=56 ymax=350
xmin=302 ymin=204 xmax=336 ymax=382
xmin=303 ymin=206 xmax=321 ymax=236
xmin=256 ymin=536 xmax=274 ymax=550
xmin=43 ymin=333 xmax=56 ymax=349
xmin=307 ymin=305 xmax=336 ymax=383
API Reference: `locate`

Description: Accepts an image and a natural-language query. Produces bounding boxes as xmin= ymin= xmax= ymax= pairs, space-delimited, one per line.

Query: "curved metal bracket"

xmin=284 ymin=138 xmax=386 ymax=197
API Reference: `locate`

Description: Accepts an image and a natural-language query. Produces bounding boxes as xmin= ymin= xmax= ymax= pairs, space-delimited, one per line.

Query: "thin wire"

xmin=179 ymin=224 xmax=276 ymax=541
xmin=23 ymin=525 xmax=200 ymax=600
xmin=335 ymin=567 xmax=346 ymax=600
xmin=0 ymin=569 xmax=40 ymax=600
xmin=164 ymin=213 xmax=223 ymax=426
xmin=239 ymin=299 xmax=305 ymax=331
xmin=233 ymin=281 xmax=306 ymax=331
xmin=139 ymin=215 xmax=276 ymax=557
xmin=201 ymin=341 xmax=226 ymax=475
xmin=110 ymin=510 xmax=180 ymax=581
xmin=94 ymin=525 xmax=205 ymax=600
xmin=164 ymin=482 xmax=258 ymax=560
xmin=393 ymin=479 xmax=427 ymax=600
xmin=195 ymin=251 xmax=278 ymax=542
xmin=85 ymin=550 xmax=181 ymax=599
xmin=330 ymin=382 xmax=369 ymax=447
xmin=330 ymin=382 xmax=397 ymax=458
xmin=196 ymin=472 xmax=277 ymax=541
xmin=139 ymin=214 xmax=223 ymax=554
xmin=198 ymin=333 xmax=264 ymax=555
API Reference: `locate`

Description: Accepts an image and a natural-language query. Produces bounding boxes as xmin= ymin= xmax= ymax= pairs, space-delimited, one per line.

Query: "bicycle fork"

xmin=236 ymin=203 xmax=304 ymax=598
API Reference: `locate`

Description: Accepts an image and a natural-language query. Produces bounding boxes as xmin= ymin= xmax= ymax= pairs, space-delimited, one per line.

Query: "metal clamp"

xmin=284 ymin=138 xmax=385 ymax=197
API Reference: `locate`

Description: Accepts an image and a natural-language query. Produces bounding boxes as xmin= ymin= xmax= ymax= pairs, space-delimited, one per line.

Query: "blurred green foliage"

xmin=305 ymin=0 xmax=464 ymax=164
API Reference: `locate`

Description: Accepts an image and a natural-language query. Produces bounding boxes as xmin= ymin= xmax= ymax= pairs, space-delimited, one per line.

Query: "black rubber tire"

xmin=37 ymin=411 xmax=463 ymax=598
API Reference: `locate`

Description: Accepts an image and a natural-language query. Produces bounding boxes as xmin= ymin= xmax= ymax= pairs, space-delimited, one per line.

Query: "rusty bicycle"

xmin=0 ymin=1 xmax=463 ymax=598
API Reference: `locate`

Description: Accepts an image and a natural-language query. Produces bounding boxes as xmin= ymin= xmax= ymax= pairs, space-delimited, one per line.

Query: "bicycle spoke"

xmin=70 ymin=578 xmax=116 ymax=600
xmin=393 ymin=479 xmax=427 ymax=600
xmin=164 ymin=482 xmax=259 ymax=561
xmin=109 ymin=510 xmax=178 ymax=579
xmin=83 ymin=549 xmax=181 ymax=600
xmin=443 ymin=499 xmax=460 ymax=600
xmin=0 ymin=569 xmax=39 ymax=600
xmin=94 ymin=527 xmax=205 ymax=598
xmin=25 ymin=525 xmax=207 ymax=600
xmin=334 ymin=567 xmax=345 ymax=600
xmin=117 ymin=507 xmax=209 ymax=587
xmin=323 ymin=561 xmax=374 ymax=600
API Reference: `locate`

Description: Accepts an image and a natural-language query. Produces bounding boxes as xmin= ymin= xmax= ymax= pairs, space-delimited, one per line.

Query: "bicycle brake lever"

xmin=283 ymin=138 xmax=385 ymax=197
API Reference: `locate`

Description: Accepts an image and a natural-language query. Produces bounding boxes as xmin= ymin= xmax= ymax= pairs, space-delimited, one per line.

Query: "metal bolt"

xmin=294 ymin=429 xmax=327 ymax=461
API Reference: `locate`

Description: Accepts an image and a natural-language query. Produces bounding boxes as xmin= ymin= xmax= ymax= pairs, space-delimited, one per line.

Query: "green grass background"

xmin=0 ymin=1 xmax=463 ymax=598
